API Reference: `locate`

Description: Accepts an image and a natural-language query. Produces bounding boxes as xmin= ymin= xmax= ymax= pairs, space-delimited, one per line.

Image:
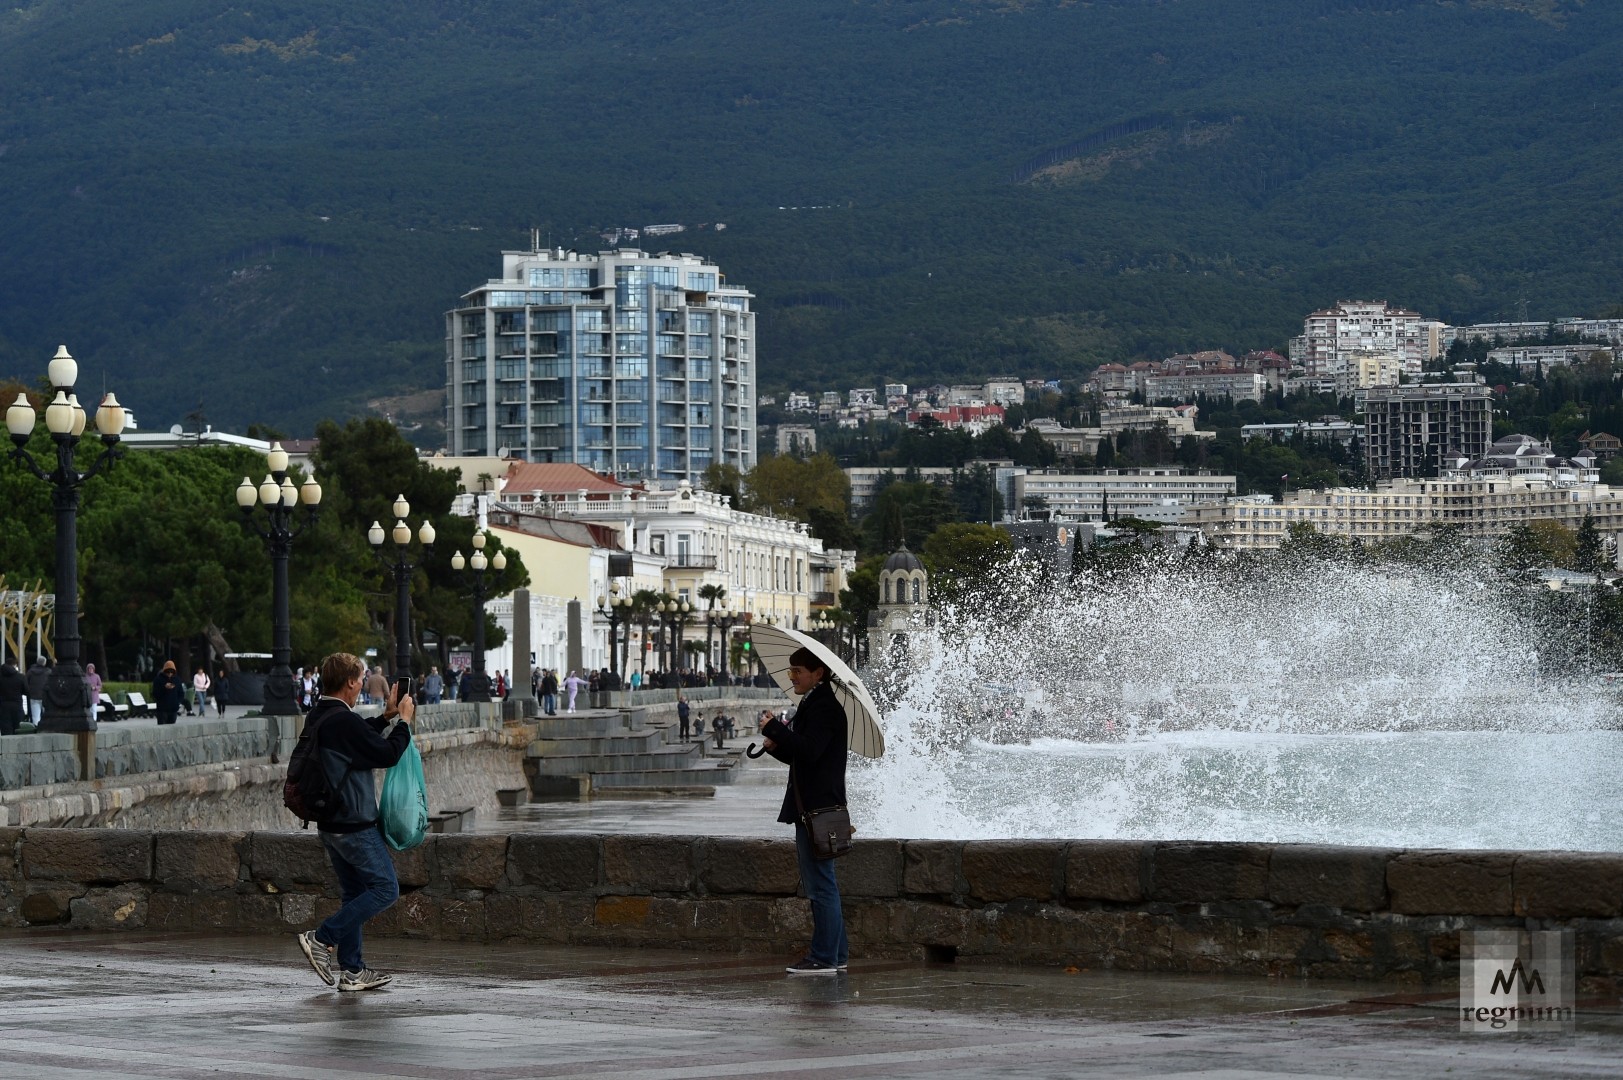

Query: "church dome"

xmin=883 ymin=543 xmax=925 ymax=573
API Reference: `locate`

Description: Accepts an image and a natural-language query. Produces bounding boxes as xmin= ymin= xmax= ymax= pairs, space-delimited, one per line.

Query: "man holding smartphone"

xmin=295 ymin=652 xmax=414 ymax=992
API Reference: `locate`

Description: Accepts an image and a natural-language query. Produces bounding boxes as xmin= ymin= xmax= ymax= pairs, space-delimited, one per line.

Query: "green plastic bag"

xmin=379 ymin=742 xmax=429 ymax=851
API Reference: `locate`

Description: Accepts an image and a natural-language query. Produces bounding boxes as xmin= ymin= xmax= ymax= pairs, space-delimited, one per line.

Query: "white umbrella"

xmin=748 ymin=623 xmax=885 ymax=758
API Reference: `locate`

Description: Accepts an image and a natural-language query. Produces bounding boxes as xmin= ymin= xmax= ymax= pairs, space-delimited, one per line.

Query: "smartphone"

xmin=393 ymin=676 xmax=413 ymax=702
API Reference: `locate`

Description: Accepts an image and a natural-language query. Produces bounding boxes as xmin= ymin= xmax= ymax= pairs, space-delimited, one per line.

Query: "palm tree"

xmin=697 ymin=583 xmax=728 ymax=675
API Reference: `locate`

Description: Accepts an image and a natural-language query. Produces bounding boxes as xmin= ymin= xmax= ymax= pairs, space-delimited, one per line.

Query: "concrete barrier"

xmin=2 ymin=829 xmax=1619 ymax=989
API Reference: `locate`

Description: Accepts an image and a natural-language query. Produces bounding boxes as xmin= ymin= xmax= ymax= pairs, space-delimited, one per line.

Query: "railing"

xmin=665 ymin=554 xmax=719 ymax=570
xmin=811 ymin=591 xmax=837 ymax=606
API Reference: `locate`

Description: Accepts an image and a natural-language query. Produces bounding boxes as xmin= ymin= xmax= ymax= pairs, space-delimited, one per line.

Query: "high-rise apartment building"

xmin=445 ymin=246 xmax=756 ymax=485
xmin=1363 ymin=384 xmax=1493 ymax=480
xmin=1290 ymin=300 xmax=1440 ymax=378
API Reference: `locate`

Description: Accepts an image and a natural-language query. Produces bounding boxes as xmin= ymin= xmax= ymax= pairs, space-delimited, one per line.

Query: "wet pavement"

xmin=0 ymin=932 xmax=1619 ymax=1078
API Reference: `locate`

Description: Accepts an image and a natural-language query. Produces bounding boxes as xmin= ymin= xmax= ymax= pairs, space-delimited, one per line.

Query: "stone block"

xmin=23 ymin=828 xmax=153 ymax=883
xmin=248 ymin=831 xmax=333 ymax=889
xmin=603 ymin=834 xmax=694 ymax=892
xmin=1269 ymin=845 xmax=1393 ymax=912
xmin=507 ymin=833 xmax=599 ymax=891
xmin=69 ymin=886 xmax=148 ymax=929
xmin=0 ymin=827 xmax=23 ymax=883
xmin=840 ymin=839 xmax=903 ymax=898
xmin=390 ymin=841 xmax=433 ymax=889
xmin=154 ymin=831 xmax=247 ymax=891
xmin=595 ymin=894 xmax=652 ymax=927
xmin=1150 ymin=842 xmax=1270 ymax=903
xmin=439 ymin=898 xmax=489 ymax=939
xmin=1066 ymin=840 xmax=1146 ymax=902
xmin=698 ymin=837 xmax=799 ymax=895
xmin=1387 ymin=851 xmax=1515 ymax=916
xmin=962 ymin=841 xmax=1060 ymax=903
xmin=1513 ymin=852 xmax=1623 ymax=918
xmin=433 ymin=835 xmax=508 ymax=891
xmin=902 ymin=840 xmax=961 ymax=896
xmin=21 ymin=885 xmax=82 ymax=924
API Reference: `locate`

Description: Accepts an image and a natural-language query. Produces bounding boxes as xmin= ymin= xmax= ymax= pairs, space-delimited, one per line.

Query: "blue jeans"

xmin=542 ymin=692 xmax=556 ymax=715
xmin=317 ymin=826 xmax=399 ymax=974
xmin=794 ymin=822 xmax=848 ymax=967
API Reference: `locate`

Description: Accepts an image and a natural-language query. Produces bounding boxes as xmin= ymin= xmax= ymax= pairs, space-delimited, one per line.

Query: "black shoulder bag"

xmin=792 ymin=764 xmax=854 ymax=860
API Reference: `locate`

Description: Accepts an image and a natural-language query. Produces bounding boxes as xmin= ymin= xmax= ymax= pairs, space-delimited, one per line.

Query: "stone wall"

xmin=3 ymin=829 xmax=1620 ymax=989
xmin=0 ymin=706 xmax=525 ymax=830
xmin=0 ymin=717 xmax=282 ymax=790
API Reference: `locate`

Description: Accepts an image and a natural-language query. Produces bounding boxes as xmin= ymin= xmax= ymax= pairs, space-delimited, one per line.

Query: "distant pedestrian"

xmin=677 ymin=694 xmax=690 ymax=740
xmin=0 ymin=658 xmax=25 ymax=735
xmin=495 ymin=670 xmax=507 ymax=699
xmin=25 ymin=657 xmax=49 ymax=726
xmin=563 ymin=670 xmax=586 ymax=712
xmin=152 ymin=661 xmax=184 ymax=725
xmin=423 ymin=666 xmax=443 ymax=705
xmin=294 ymin=651 xmax=414 ymax=993
xmin=540 ymin=669 xmax=558 ymax=715
xmin=192 ymin=667 xmax=211 ymax=717
xmin=458 ymin=669 xmax=473 ymax=701
xmin=85 ymin=663 xmax=102 ymax=722
xmin=366 ymin=667 xmax=388 ymax=706
xmin=630 ymin=669 xmax=642 ymax=692
xmin=215 ymin=667 xmax=229 ymax=716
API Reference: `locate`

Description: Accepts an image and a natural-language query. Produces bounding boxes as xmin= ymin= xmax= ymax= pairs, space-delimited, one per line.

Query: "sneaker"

xmin=336 ymin=967 xmax=392 ymax=992
xmin=297 ymin=931 xmax=335 ymax=987
xmin=837 ymin=962 xmax=849 ymax=972
xmin=785 ymin=957 xmax=839 ymax=976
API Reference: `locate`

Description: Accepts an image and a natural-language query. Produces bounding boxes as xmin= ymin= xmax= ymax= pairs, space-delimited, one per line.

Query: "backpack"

xmin=283 ymin=713 xmax=338 ymax=828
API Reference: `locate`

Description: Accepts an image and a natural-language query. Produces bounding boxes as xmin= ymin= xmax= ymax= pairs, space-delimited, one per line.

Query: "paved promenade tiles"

xmin=0 ymin=932 xmax=1620 ymax=1078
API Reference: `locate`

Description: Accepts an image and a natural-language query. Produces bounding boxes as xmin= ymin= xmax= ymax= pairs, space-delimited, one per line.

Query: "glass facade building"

xmin=445 ymin=247 xmax=756 ymax=485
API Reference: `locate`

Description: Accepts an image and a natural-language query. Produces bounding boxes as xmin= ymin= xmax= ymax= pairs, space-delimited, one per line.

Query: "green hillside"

xmin=1 ymin=0 xmax=1619 ymax=435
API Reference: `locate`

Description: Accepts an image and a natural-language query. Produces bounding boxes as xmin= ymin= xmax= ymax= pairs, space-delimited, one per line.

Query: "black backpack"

xmin=283 ymin=712 xmax=338 ymax=828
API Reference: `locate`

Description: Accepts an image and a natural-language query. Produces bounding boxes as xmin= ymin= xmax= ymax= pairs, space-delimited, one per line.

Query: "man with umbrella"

xmin=759 ymin=646 xmax=850 ymax=975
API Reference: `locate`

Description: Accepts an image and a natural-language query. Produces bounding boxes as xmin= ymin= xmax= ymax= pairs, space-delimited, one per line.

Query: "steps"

xmin=524 ymin=706 xmax=745 ymax=798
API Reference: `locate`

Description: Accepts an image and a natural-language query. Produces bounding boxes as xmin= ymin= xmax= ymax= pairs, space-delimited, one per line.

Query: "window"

xmin=529 ymin=267 xmax=564 ymax=286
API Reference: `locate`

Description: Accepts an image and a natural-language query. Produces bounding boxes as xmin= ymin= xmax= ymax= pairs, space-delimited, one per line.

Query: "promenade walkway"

xmin=0 ymin=932 xmax=1619 ymax=1078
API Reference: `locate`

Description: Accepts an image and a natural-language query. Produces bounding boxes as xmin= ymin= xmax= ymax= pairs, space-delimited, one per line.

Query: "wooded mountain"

xmin=1 ymin=0 xmax=1619 ymax=436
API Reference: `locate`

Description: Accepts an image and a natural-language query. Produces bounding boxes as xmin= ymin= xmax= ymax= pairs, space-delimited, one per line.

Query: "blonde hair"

xmin=319 ymin=652 xmax=365 ymax=691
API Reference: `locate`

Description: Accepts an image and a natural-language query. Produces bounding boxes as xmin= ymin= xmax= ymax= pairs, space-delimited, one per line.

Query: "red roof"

xmin=504 ymin=462 xmax=628 ymax=494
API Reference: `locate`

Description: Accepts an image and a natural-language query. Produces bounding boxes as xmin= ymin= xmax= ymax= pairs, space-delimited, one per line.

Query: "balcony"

xmin=811 ymin=591 xmax=837 ymax=607
xmin=665 ymin=554 xmax=719 ymax=570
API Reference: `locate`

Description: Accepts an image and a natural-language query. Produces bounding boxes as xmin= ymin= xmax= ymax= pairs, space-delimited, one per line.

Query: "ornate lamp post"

xmin=596 ymin=583 xmax=631 ymax=682
xmin=235 ymin=443 xmax=322 ymax=716
xmin=712 ymin=604 xmax=739 ymax=681
xmin=449 ymin=529 xmax=505 ymax=702
xmin=5 ymin=346 xmax=127 ymax=733
xmin=672 ymin=600 xmax=693 ymax=674
xmin=367 ymin=494 xmax=435 ymax=683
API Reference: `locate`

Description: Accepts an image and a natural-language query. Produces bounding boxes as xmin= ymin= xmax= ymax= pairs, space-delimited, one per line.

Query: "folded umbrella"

xmin=748 ymin=623 xmax=885 ymax=759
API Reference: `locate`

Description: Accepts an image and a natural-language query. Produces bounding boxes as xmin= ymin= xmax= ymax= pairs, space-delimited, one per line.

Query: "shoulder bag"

xmin=792 ymin=764 xmax=853 ymax=860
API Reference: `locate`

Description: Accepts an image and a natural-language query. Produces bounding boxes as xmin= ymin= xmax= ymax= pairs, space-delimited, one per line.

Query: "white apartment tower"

xmin=1290 ymin=300 xmax=1437 ymax=378
xmin=445 ymin=245 xmax=756 ymax=485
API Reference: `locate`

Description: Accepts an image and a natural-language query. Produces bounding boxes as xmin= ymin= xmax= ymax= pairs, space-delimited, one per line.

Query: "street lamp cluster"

xmin=596 ymin=583 xmax=633 ymax=680
xmin=449 ymin=529 xmax=504 ymax=702
xmin=6 ymin=347 xmax=128 ymax=732
xmin=368 ymin=494 xmax=436 ymax=685
xmin=235 ymin=443 xmax=322 ymax=716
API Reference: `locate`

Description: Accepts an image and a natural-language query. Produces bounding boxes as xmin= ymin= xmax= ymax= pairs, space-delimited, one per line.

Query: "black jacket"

xmin=0 ymin=664 xmax=25 ymax=722
xmin=763 ymin=679 xmax=848 ymax=825
xmin=152 ymin=671 xmax=184 ymax=713
xmin=305 ymin=696 xmax=412 ymax=834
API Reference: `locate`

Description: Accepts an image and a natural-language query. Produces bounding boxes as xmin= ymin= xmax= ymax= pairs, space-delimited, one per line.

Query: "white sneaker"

xmin=785 ymin=956 xmax=839 ymax=976
xmin=336 ymin=967 xmax=392 ymax=992
xmin=297 ymin=931 xmax=335 ymax=987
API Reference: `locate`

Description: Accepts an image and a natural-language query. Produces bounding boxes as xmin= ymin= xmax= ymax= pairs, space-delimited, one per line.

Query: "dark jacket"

xmin=25 ymin=661 xmax=49 ymax=700
xmin=763 ymin=679 xmax=848 ymax=825
xmin=304 ymin=696 xmax=412 ymax=834
xmin=0 ymin=663 xmax=26 ymax=723
xmin=152 ymin=671 xmax=184 ymax=713
xmin=540 ymin=673 xmax=558 ymax=695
